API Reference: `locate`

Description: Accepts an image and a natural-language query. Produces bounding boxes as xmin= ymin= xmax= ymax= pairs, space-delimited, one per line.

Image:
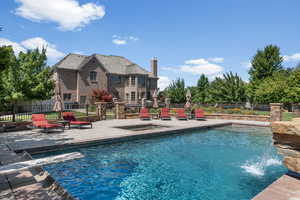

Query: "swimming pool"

xmin=37 ymin=125 xmax=286 ymax=200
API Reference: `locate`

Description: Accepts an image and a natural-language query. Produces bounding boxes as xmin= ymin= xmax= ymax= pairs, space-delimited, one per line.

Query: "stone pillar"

xmin=95 ymin=102 xmax=107 ymax=121
xmin=293 ymin=103 xmax=300 ymax=117
xmin=115 ymin=102 xmax=125 ymax=119
xmin=165 ymin=98 xmax=170 ymax=109
xmin=270 ymin=103 xmax=283 ymax=121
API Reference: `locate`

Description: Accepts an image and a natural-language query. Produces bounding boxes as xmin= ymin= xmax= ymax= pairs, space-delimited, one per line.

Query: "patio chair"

xmin=32 ymin=114 xmax=64 ymax=133
xmin=176 ymin=108 xmax=188 ymax=120
xmin=160 ymin=108 xmax=171 ymax=120
xmin=139 ymin=108 xmax=151 ymax=120
xmin=194 ymin=109 xmax=205 ymax=120
xmin=63 ymin=112 xmax=92 ymax=128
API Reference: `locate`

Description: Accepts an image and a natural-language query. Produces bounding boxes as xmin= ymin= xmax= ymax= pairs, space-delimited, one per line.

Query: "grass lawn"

xmin=254 ymin=111 xmax=293 ymax=121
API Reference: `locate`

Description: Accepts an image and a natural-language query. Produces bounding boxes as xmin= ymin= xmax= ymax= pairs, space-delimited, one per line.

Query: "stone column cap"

xmin=115 ymin=102 xmax=125 ymax=105
xmin=95 ymin=101 xmax=108 ymax=105
xmin=270 ymin=103 xmax=283 ymax=106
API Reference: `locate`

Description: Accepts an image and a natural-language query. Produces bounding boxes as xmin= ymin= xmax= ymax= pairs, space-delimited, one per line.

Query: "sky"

xmin=1 ymin=0 xmax=300 ymax=90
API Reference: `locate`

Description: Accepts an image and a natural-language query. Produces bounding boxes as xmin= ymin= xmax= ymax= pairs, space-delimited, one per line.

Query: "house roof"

xmin=54 ymin=53 xmax=157 ymax=78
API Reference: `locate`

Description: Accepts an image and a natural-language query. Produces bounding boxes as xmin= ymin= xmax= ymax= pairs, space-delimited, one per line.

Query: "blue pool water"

xmin=37 ymin=125 xmax=286 ymax=200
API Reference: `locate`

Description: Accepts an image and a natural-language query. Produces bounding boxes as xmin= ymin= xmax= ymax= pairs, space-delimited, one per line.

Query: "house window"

xmin=141 ymin=92 xmax=145 ymax=98
xmin=125 ymin=77 xmax=129 ymax=86
xmin=110 ymin=75 xmax=122 ymax=85
xmin=131 ymin=76 xmax=136 ymax=86
xmin=63 ymin=93 xmax=72 ymax=101
xmin=131 ymin=92 xmax=136 ymax=101
xmin=126 ymin=93 xmax=129 ymax=102
xmin=147 ymin=92 xmax=151 ymax=99
xmin=90 ymin=71 xmax=97 ymax=81
xmin=138 ymin=76 xmax=146 ymax=87
xmin=80 ymin=96 xmax=86 ymax=105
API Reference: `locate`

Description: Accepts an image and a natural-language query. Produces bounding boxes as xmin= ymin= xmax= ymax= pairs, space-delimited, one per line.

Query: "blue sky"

xmin=1 ymin=0 xmax=300 ymax=89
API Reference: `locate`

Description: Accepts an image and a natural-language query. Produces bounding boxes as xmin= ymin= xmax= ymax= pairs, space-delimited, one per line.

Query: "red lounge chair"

xmin=195 ymin=109 xmax=205 ymax=120
xmin=139 ymin=108 xmax=151 ymax=120
xmin=32 ymin=114 xmax=64 ymax=133
xmin=160 ymin=108 xmax=171 ymax=120
xmin=63 ymin=112 xmax=92 ymax=128
xmin=176 ymin=108 xmax=187 ymax=120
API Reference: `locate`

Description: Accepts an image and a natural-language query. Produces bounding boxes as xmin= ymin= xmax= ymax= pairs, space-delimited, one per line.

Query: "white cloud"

xmin=14 ymin=0 xmax=105 ymax=31
xmin=0 ymin=37 xmax=65 ymax=62
xmin=112 ymin=39 xmax=127 ymax=45
xmin=0 ymin=38 xmax=25 ymax=55
xmin=242 ymin=61 xmax=252 ymax=69
xmin=158 ymin=76 xmax=171 ymax=90
xmin=21 ymin=37 xmax=65 ymax=61
xmin=180 ymin=58 xmax=224 ymax=76
xmin=112 ymin=35 xmax=139 ymax=45
xmin=283 ymin=53 xmax=300 ymax=62
xmin=185 ymin=58 xmax=209 ymax=65
xmin=208 ymin=57 xmax=224 ymax=63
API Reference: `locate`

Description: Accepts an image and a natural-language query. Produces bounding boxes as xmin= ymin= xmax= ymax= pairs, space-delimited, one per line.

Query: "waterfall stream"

xmin=241 ymin=142 xmax=282 ymax=176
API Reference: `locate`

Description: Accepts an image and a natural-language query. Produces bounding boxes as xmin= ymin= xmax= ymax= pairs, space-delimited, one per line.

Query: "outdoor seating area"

xmin=32 ymin=114 xmax=64 ymax=133
xmin=31 ymin=112 xmax=92 ymax=133
xmin=139 ymin=107 xmax=206 ymax=121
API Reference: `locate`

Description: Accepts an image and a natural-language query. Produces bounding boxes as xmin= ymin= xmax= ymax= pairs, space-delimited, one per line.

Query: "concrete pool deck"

xmin=1 ymin=118 xmax=298 ymax=200
xmin=0 ymin=119 xmax=269 ymax=153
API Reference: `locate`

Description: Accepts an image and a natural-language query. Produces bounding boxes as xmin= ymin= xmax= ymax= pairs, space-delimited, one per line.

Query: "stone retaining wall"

xmin=205 ymin=114 xmax=270 ymax=122
xmin=271 ymin=118 xmax=300 ymax=174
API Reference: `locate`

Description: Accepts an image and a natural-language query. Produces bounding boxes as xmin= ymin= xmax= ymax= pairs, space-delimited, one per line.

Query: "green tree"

xmin=1 ymin=48 xmax=55 ymax=121
xmin=210 ymin=72 xmax=246 ymax=103
xmin=254 ymin=72 xmax=288 ymax=103
xmin=248 ymin=45 xmax=284 ymax=103
xmin=165 ymin=78 xmax=186 ymax=103
xmin=0 ymin=46 xmax=15 ymax=108
xmin=283 ymin=70 xmax=300 ymax=103
xmin=249 ymin=45 xmax=283 ymax=82
xmin=0 ymin=46 xmax=15 ymax=72
xmin=192 ymin=74 xmax=210 ymax=103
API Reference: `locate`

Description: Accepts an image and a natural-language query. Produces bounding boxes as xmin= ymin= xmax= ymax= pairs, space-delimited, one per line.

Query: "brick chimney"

xmin=151 ymin=57 xmax=158 ymax=77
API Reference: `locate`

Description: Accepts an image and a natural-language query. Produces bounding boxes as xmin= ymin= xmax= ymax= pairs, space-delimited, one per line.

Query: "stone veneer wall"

xmin=272 ymin=118 xmax=300 ymax=174
xmin=204 ymin=114 xmax=270 ymax=122
xmin=125 ymin=113 xmax=270 ymax=122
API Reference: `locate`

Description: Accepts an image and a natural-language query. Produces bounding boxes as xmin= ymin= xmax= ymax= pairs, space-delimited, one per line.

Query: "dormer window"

xmin=90 ymin=71 xmax=97 ymax=81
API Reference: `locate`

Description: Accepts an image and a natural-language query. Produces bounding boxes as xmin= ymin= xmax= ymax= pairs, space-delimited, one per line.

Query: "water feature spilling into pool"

xmin=36 ymin=125 xmax=286 ymax=200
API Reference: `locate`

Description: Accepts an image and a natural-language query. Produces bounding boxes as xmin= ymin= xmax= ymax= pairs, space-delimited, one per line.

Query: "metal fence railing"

xmin=0 ymin=102 xmax=93 ymax=122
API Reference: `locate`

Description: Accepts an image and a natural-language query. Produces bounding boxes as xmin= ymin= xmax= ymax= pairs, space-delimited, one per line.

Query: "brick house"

xmin=53 ymin=53 xmax=158 ymax=105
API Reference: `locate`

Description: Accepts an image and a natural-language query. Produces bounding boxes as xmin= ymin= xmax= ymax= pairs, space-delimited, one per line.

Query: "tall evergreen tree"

xmin=248 ymin=45 xmax=283 ymax=103
xmin=191 ymin=74 xmax=210 ymax=103
xmin=210 ymin=72 xmax=246 ymax=103
xmin=165 ymin=78 xmax=186 ymax=104
xmin=249 ymin=45 xmax=283 ymax=82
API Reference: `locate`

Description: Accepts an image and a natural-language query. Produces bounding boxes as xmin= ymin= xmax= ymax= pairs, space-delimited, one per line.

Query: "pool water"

xmin=37 ymin=125 xmax=286 ymax=200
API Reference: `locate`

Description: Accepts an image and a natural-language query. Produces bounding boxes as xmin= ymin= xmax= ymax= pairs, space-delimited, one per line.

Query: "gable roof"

xmin=54 ymin=53 xmax=157 ymax=77
xmin=54 ymin=53 xmax=87 ymax=70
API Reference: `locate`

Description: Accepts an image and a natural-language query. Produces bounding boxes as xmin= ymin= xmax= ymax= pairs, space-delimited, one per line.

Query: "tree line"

xmin=163 ymin=45 xmax=300 ymax=105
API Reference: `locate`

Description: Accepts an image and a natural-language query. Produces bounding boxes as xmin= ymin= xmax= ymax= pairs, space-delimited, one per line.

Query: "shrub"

xmin=91 ymin=89 xmax=113 ymax=102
